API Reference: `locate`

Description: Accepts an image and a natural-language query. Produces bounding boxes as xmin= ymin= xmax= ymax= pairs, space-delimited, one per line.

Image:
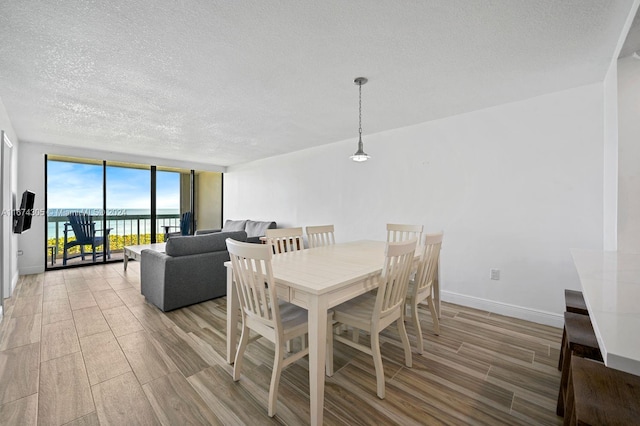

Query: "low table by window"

xmin=123 ymin=243 xmax=166 ymax=270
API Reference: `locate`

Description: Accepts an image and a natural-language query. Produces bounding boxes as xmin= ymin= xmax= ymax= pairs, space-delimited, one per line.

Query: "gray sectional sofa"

xmin=141 ymin=230 xmax=247 ymax=311
xmin=195 ymin=219 xmax=277 ymax=243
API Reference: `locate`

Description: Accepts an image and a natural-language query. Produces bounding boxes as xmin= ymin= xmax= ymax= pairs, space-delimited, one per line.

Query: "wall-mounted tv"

xmin=13 ymin=190 xmax=35 ymax=234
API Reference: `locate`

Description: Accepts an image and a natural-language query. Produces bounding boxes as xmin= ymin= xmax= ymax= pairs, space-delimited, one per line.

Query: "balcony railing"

xmin=47 ymin=213 xmax=181 ymax=255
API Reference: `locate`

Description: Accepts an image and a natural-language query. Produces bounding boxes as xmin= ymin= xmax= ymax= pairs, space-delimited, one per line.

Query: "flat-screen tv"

xmin=13 ymin=190 xmax=35 ymax=234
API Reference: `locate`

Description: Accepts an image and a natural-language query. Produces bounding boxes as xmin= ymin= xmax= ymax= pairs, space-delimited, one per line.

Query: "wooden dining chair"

xmin=386 ymin=223 xmax=423 ymax=243
xmin=265 ymin=227 xmax=305 ymax=254
xmin=406 ymin=233 xmax=442 ymax=354
xmin=558 ymin=289 xmax=590 ymax=371
xmin=556 ymin=311 xmax=602 ymax=417
xmin=327 ymin=238 xmax=417 ymax=399
xmin=306 ymin=224 xmax=335 ymax=248
xmin=564 ymin=355 xmax=640 ymax=425
xmin=226 ymin=238 xmax=309 ymax=417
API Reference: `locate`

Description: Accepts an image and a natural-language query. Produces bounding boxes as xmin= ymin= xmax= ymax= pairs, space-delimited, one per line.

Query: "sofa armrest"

xmin=140 ymin=250 xmax=169 ymax=308
xmin=194 ymin=228 xmax=222 ymax=235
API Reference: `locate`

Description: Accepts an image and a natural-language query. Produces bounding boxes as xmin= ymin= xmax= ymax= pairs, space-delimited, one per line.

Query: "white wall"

xmin=17 ymin=141 xmax=226 ymax=274
xmin=617 ymin=55 xmax=640 ymax=252
xmin=196 ymin=172 xmax=222 ymax=230
xmin=0 ymin=96 xmax=19 ymax=304
xmin=604 ymin=60 xmax=619 ymax=251
xmin=225 ymin=83 xmax=606 ymax=326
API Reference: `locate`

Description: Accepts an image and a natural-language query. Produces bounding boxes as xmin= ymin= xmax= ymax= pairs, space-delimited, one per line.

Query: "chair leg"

xmin=427 ymin=296 xmax=440 ymax=336
xmin=233 ymin=325 xmax=250 ymax=381
xmin=285 ymin=340 xmax=291 ymax=353
xmin=326 ymin=321 xmax=334 ymax=377
xmin=558 ymin=326 xmax=566 ymax=371
xmin=80 ymin=245 xmax=85 ymax=261
xmin=370 ymin=332 xmax=385 ymax=399
xmin=556 ymin=339 xmax=571 ymax=416
xmin=352 ymin=328 xmax=360 ymax=343
xmin=397 ymin=317 xmax=413 ymax=368
xmin=564 ymin=359 xmax=575 ymax=426
xmin=63 ymin=234 xmax=68 ymax=265
xmin=410 ymin=301 xmax=423 ymax=354
xmin=268 ymin=341 xmax=285 ymax=417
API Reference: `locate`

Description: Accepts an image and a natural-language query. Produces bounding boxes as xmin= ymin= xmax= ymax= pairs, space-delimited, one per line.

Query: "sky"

xmin=47 ymin=160 xmax=180 ymax=210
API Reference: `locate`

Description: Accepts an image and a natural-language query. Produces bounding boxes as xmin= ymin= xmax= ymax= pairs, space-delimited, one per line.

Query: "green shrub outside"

xmin=47 ymin=233 xmax=166 ymax=256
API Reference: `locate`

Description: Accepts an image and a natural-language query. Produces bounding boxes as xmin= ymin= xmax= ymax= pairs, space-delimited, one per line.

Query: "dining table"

xmin=225 ymin=239 xmax=434 ymax=426
xmin=571 ymin=249 xmax=640 ymax=376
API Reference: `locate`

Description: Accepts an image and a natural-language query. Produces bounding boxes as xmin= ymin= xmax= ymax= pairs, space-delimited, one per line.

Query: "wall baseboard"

xmin=10 ymin=272 xmax=19 ymax=297
xmin=441 ymin=291 xmax=563 ymax=328
xmin=18 ymin=266 xmax=45 ymax=276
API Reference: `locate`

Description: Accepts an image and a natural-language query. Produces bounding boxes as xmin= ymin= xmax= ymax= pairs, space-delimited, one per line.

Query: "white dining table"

xmin=571 ymin=249 xmax=640 ymax=376
xmin=225 ymin=240 xmax=429 ymax=426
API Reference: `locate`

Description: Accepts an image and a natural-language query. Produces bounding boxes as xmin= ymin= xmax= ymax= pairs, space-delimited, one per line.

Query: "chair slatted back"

xmin=306 ymin=225 xmax=335 ymax=248
xmin=227 ymin=238 xmax=280 ymax=330
xmin=414 ymin=233 xmax=443 ymax=295
xmin=68 ymin=213 xmax=95 ymax=245
xmin=265 ymin=227 xmax=304 ymax=254
xmin=386 ymin=223 xmax=423 ymax=243
xmin=375 ymin=239 xmax=417 ymax=322
xmin=180 ymin=211 xmax=193 ymax=235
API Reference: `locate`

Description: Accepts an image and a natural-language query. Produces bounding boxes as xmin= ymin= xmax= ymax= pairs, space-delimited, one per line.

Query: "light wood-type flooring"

xmin=0 ymin=262 xmax=563 ymax=425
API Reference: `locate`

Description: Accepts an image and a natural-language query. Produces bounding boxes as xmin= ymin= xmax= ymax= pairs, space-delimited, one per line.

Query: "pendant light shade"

xmin=350 ymin=77 xmax=370 ymax=162
xmin=350 ymin=136 xmax=369 ymax=162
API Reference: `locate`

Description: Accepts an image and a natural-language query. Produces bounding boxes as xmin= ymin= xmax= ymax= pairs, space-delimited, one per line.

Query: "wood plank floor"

xmin=0 ymin=262 xmax=563 ymax=425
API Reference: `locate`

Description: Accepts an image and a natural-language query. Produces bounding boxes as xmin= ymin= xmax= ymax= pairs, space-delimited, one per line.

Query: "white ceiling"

xmin=0 ymin=1 xmax=635 ymax=167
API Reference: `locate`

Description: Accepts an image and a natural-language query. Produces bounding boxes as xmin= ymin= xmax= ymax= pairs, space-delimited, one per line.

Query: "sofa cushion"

xmin=245 ymin=220 xmax=277 ymax=238
xmin=165 ymin=231 xmax=247 ymax=257
xmin=222 ymin=219 xmax=247 ymax=232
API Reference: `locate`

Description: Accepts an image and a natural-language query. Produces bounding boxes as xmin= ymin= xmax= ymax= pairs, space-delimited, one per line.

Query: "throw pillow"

xmin=222 ymin=219 xmax=247 ymax=232
xmin=245 ymin=220 xmax=277 ymax=238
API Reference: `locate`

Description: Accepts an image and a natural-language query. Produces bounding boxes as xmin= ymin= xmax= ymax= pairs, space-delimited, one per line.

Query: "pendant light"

xmin=350 ymin=77 xmax=370 ymax=162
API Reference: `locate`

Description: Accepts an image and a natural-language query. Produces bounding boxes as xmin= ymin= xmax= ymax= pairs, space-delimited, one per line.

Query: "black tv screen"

xmin=13 ymin=190 xmax=35 ymax=234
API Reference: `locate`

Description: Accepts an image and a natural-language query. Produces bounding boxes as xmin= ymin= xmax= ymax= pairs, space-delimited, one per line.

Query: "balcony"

xmin=47 ymin=212 xmax=181 ymax=268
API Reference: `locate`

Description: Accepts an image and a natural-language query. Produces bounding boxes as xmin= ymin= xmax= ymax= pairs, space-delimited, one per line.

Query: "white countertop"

xmin=571 ymin=249 xmax=640 ymax=376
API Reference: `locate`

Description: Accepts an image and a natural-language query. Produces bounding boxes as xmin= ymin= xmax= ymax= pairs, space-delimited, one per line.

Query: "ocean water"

xmin=47 ymin=208 xmax=180 ymax=239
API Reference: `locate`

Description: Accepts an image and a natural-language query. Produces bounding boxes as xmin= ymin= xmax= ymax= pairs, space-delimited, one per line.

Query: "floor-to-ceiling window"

xmin=47 ymin=157 xmax=106 ymax=267
xmin=106 ymin=162 xmax=151 ymax=247
xmin=45 ymin=155 xmax=222 ymax=269
xmin=156 ymin=168 xmax=184 ymax=242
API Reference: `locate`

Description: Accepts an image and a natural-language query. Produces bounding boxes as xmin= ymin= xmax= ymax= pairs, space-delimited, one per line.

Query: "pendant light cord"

xmin=358 ymin=82 xmax=363 ymax=139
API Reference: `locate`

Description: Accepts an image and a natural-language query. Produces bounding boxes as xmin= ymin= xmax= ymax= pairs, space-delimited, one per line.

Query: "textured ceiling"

xmin=0 ymin=1 xmax=635 ymax=167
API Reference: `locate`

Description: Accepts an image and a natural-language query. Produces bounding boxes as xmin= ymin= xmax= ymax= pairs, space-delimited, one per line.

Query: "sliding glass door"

xmin=106 ymin=162 xmax=151 ymax=248
xmin=46 ymin=155 xmax=222 ymax=269
xmin=156 ymin=169 xmax=182 ymax=242
xmin=46 ymin=157 xmax=106 ymax=266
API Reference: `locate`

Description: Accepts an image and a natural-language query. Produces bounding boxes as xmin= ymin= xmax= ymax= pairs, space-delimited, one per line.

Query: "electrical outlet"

xmin=490 ymin=268 xmax=500 ymax=280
